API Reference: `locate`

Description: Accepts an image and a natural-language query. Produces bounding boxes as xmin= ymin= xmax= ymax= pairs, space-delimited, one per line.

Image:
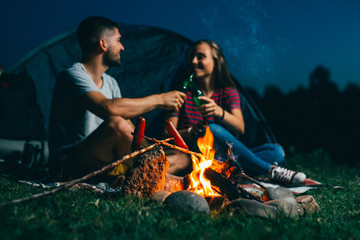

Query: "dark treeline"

xmin=246 ymin=65 xmax=360 ymax=164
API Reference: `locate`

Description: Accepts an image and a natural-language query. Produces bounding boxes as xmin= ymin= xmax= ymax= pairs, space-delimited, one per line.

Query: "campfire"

xmin=187 ymin=125 xmax=221 ymax=198
xmin=122 ymin=119 xmax=261 ymax=211
xmin=1 ymin=117 xmax=320 ymax=219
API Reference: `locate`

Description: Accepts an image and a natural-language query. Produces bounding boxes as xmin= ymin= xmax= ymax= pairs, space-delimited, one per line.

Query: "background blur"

xmin=1 ymin=0 xmax=360 ymax=163
xmin=1 ymin=0 xmax=360 ymax=93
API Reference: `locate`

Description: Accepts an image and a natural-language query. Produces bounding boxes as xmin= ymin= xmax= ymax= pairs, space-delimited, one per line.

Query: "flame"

xmin=187 ymin=125 xmax=221 ymax=198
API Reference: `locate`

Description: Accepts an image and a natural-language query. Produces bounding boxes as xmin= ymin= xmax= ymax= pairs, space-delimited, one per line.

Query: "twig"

xmin=238 ymin=172 xmax=267 ymax=189
xmin=0 ymin=138 xmax=173 ymax=207
xmin=144 ymin=136 xmax=203 ymax=158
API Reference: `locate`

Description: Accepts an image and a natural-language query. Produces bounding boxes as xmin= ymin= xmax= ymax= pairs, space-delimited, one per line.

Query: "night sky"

xmin=1 ymin=0 xmax=359 ymax=93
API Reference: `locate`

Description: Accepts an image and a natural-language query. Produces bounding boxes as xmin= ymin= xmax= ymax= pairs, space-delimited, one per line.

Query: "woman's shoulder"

xmin=224 ymin=86 xmax=239 ymax=91
xmin=216 ymin=86 xmax=240 ymax=95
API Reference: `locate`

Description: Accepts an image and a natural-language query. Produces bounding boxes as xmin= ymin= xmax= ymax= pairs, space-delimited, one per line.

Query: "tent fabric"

xmin=2 ymin=23 xmax=276 ymax=149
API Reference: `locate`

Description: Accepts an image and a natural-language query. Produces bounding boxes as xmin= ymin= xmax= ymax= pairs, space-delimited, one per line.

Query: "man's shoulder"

xmin=102 ymin=71 xmax=116 ymax=81
xmin=58 ymin=63 xmax=90 ymax=81
xmin=57 ymin=62 xmax=82 ymax=77
xmin=66 ymin=62 xmax=85 ymax=75
xmin=102 ymin=72 xmax=119 ymax=89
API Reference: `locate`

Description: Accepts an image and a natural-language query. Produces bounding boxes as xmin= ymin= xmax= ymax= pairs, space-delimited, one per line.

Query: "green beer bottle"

xmin=183 ymin=74 xmax=207 ymax=107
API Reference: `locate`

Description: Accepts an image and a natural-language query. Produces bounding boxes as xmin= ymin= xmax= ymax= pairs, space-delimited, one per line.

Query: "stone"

xmin=264 ymin=197 xmax=299 ymax=219
xmin=220 ymin=198 xmax=278 ymax=219
xmin=296 ymin=195 xmax=320 ymax=216
xmin=151 ymin=191 xmax=172 ymax=203
xmin=164 ymin=190 xmax=210 ymax=214
xmin=206 ymin=196 xmax=227 ymax=212
xmin=262 ymin=187 xmax=295 ymax=201
xmin=122 ymin=145 xmax=169 ymax=197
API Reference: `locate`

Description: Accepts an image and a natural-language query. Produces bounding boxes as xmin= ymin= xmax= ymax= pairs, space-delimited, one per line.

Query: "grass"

xmin=0 ymin=149 xmax=359 ymax=240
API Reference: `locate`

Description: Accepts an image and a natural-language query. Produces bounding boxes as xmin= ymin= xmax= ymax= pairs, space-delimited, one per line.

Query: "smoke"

xmin=198 ymin=0 xmax=288 ymax=91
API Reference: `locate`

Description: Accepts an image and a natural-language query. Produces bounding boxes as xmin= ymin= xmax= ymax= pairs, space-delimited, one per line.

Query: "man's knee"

xmin=107 ymin=116 xmax=133 ymax=139
xmin=166 ymin=149 xmax=192 ymax=175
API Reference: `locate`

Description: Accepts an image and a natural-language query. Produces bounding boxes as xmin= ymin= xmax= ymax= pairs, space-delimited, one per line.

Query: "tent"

xmin=0 ymin=23 xmax=276 ymax=165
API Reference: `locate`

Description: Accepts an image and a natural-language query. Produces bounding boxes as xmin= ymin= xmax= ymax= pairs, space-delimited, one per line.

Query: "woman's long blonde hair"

xmin=187 ymin=40 xmax=236 ymax=88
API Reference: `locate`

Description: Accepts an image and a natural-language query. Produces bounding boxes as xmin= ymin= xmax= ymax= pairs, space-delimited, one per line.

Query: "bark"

xmin=122 ymin=145 xmax=169 ymax=197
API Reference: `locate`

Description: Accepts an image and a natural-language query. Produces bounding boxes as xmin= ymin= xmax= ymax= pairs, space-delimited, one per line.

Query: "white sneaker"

xmin=269 ymin=166 xmax=306 ymax=185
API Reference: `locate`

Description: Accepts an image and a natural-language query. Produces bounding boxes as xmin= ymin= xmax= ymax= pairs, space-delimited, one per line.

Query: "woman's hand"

xmin=197 ymin=96 xmax=223 ymax=118
xmin=197 ymin=96 xmax=245 ymax=135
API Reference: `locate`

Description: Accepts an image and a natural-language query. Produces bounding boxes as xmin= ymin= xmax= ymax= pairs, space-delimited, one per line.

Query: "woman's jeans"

xmin=208 ymin=123 xmax=285 ymax=176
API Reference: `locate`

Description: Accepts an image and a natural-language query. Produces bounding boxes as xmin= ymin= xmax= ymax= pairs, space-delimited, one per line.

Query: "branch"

xmin=0 ymin=138 xmax=173 ymax=207
xmin=145 ymin=136 xmax=203 ymax=158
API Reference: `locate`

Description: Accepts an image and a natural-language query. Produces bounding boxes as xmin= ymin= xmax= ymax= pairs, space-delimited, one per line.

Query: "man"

xmin=48 ymin=16 xmax=186 ymax=180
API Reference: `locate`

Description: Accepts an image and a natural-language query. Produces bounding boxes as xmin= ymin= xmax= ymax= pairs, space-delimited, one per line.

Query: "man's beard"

xmin=103 ymin=50 xmax=121 ymax=67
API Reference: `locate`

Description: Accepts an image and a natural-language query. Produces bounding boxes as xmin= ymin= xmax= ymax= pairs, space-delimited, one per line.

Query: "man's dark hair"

xmin=76 ymin=16 xmax=119 ymax=56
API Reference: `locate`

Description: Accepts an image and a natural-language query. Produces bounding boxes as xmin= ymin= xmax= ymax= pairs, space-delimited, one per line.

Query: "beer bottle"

xmin=183 ymin=74 xmax=207 ymax=107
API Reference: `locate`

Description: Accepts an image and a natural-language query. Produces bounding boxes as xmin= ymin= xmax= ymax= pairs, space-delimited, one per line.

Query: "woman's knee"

xmin=268 ymin=143 xmax=285 ymax=160
xmin=274 ymin=144 xmax=285 ymax=156
xmin=273 ymin=144 xmax=286 ymax=164
xmin=253 ymin=143 xmax=285 ymax=165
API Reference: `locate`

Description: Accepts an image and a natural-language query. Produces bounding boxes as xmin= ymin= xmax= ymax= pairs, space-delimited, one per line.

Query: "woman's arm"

xmin=221 ymin=108 xmax=245 ymax=135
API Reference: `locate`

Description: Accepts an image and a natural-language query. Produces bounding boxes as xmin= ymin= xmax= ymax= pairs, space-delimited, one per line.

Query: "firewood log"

xmin=122 ymin=145 xmax=169 ymax=197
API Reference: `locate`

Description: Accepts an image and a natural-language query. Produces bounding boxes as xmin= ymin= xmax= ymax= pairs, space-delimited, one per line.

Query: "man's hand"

xmin=159 ymin=91 xmax=186 ymax=112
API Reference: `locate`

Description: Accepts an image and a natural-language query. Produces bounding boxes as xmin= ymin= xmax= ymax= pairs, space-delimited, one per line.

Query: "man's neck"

xmin=82 ymin=57 xmax=108 ymax=88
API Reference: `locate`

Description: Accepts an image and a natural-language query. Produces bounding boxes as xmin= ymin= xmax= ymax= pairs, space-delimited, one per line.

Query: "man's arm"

xmin=78 ymin=90 xmax=186 ymax=120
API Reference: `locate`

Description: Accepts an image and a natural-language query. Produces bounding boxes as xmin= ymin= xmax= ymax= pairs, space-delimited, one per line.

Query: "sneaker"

xmin=269 ymin=166 xmax=306 ymax=185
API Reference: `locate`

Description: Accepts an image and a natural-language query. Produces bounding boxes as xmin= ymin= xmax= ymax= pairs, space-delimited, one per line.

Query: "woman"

xmin=167 ymin=40 xmax=306 ymax=185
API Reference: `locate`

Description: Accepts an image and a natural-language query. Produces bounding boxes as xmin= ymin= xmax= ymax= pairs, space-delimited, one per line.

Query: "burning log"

xmin=183 ymin=168 xmax=262 ymax=202
xmin=204 ymin=168 xmax=262 ymax=202
xmin=146 ymin=128 xmax=263 ymax=202
xmin=219 ymin=159 xmax=267 ymax=189
xmin=122 ymin=145 xmax=169 ymax=197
